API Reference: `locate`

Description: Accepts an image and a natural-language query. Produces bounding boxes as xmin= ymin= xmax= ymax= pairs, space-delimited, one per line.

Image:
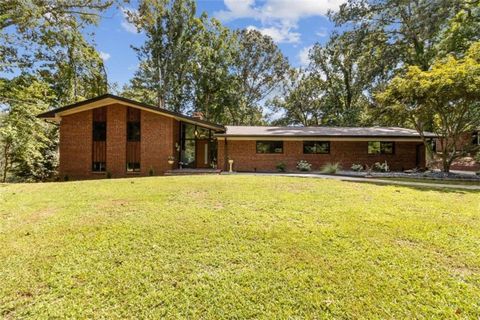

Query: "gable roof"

xmin=216 ymin=126 xmax=437 ymax=139
xmin=37 ymin=94 xmax=225 ymax=131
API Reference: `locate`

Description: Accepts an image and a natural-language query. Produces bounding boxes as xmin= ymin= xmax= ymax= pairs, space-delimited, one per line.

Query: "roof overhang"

xmin=216 ymin=135 xmax=430 ymax=142
xmin=38 ymin=94 xmax=225 ymax=131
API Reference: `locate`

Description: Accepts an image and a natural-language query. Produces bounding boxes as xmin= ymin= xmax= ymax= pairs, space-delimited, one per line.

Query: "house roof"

xmin=216 ymin=126 xmax=437 ymax=139
xmin=37 ymin=94 xmax=225 ymax=131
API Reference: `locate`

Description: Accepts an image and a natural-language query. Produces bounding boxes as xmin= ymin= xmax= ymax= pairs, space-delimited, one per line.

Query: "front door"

xmin=195 ymin=139 xmax=209 ymax=168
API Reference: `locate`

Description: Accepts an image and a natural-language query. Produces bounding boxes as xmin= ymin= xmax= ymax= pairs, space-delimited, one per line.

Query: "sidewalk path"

xmin=226 ymin=172 xmax=480 ymax=191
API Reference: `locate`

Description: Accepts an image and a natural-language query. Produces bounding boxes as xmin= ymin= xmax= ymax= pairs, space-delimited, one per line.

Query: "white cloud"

xmin=99 ymin=51 xmax=111 ymax=61
xmin=298 ymin=45 xmax=313 ymax=66
xmin=316 ymin=28 xmax=329 ymax=37
xmin=121 ymin=7 xmax=138 ymax=34
xmin=215 ymin=0 xmax=345 ymax=43
xmin=247 ymin=24 xmax=300 ymax=44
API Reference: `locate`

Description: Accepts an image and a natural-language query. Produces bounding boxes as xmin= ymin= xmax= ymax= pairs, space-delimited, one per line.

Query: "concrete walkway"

xmin=225 ymin=172 xmax=480 ymax=191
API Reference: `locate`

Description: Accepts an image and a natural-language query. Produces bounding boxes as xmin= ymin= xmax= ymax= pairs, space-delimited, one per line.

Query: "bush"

xmin=149 ymin=167 xmax=155 ymax=176
xmin=351 ymin=163 xmax=364 ymax=172
xmin=296 ymin=160 xmax=312 ymax=172
xmin=106 ymin=171 xmax=112 ymax=179
xmin=373 ymin=161 xmax=390 ymax=172
xmin=276 ymin=162 xmax=286 ymax=172
xmin=321 ymin=162 xmax=341 ymax=174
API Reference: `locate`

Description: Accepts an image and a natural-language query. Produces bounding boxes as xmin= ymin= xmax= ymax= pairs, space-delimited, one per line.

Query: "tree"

xmin=272 ymin=32 xmax=373 ymax=127
xmin=436 ymin=0 xmax=480 ymax=57
xmin=123 ymin=2 xmax=289 ymax=125
xmin=226 ymin=29 xmax=289 ymax=125
xmin=308 ymin=32 xmax=375 ymax=126
xmin=0 ymin=0 xmax=111 ymax=181
xmin=269 ymin=69 xmax=329 ymax=126
xmin=376 ymin=42 xmax=480 ymax=172
xmin=0 ymin=76 xmax=58 ymax=182
xmin=190 ymin=15 xmax=237 ymax=124
xmin=0 ymin=0 xmax=113 ymax=75
xmin=332 ymin=0 xmax=465 ymax=72
xmin=123 ymin=0 xmax=198 ymax=112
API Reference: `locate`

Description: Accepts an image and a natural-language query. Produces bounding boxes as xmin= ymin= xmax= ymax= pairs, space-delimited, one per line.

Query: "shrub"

xmin=373 ymin=161 xmax=390 ymax=172
xmin=106 ymin=171 xmax=112 ymax=179
xmin=351 ymin=163 xmax=364 ymax=172
xmin=321 ymin=162 xmax=341 ymax=174
xmin=149 ymin=167 xmax=155 ymax=176
xmin=276 ymin=162 xmax=286 ymax=172
xmin=296 ymin=160 xmax=312 ymax=172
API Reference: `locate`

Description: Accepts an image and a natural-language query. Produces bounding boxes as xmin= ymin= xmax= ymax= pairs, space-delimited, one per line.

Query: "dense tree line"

xmin=1 ymin=0 xmax=479 ymax=180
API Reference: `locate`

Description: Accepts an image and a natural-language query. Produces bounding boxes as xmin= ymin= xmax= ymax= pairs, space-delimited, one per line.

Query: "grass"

xmin=0 ymin=176 xmax=479 ymax=318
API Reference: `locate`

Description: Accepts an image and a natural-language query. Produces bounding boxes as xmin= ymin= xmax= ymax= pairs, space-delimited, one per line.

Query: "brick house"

xmin=38 ymin=94 xmax=436 ymax=179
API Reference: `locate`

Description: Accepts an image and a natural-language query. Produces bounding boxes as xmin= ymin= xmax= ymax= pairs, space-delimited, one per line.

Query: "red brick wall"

xmin=141 ymin=111 xmax=178 ymax=175
xmin=218 ymin=139 xmax=425 ymax=172
xmin=59 ymin=103 xmax=179 ymax=179
xmin=106 ymin=104 xmax=127 ymax=177
xmin=59 ymin=110 xmax=92 ymax=179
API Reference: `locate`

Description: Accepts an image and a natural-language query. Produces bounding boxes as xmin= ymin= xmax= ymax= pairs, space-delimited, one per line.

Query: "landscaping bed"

xmin=331 ymin=170 xmax=480 ymax=183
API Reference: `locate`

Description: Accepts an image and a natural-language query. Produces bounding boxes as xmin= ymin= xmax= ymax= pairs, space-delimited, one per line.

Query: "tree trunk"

xmin=442 ymin=152 xmax=450 ymax=173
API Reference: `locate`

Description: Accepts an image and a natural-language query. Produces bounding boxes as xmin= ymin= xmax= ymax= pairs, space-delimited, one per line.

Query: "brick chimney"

xmin=192 ymin=111 xmax=204 ymax=120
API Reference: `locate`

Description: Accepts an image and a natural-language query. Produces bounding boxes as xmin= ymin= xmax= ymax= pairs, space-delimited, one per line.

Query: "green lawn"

xmin=1 ymin=176 xmax=479 ymax=318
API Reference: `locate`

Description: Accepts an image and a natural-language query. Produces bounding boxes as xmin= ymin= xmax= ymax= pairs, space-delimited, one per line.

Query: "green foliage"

xmin=272 ymin=32 xmax=376 ymax=126
xmin=276 ymin=162 xmax=286 ymax=172
xmin=351 ymin=163 xmax=364 ymax=172
xmin=296 ymin=160 xmax=312 ymax=171
xmin=320 ymin=162 xmax=341 ymax=174
xmin=436 ymin=2 xmax=480 ymax=57
xmin=377 ymin=42 xmax=480 ymax=172
xmin=0 ymin=0 xmax=112 ymax=181
xmin=0 ymin=75 xmax=58 ymax=182
xmin=373 ymin=161 xmax=390 ymax=172
xmin=123 ymin=0 xmax=288 ymax=125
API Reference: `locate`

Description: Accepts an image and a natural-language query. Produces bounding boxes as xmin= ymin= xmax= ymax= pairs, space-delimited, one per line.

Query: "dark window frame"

xmin=179 ymin=122 xmax=214 ymax=168
xmin=368 ymin=141 xmax=395 ymax=155
xmin=92 ymin=162 xmax=106 ymax=172
xmin=256 ymin=141 xmax=284 ymax=154
xmin=93 ymin=121 xmax=106 ymax=142
xmin=127 ymin=121 xmax=141 ymax=142
xmin=303 ymin=141 xmax=330 ymax=154
xmin=126 ymin=162 xmax=141 ymax=172
xmin=92 ymin=108 xmax=107 ymax=172
xmin=126 ymin=107 xmax=141 ymax=172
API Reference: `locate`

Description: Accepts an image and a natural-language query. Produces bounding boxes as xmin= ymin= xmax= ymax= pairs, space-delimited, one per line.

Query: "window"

xmin=256 ymin=141 xmax=283 ymax=154
xmin=92 ymin=108 xmax=106 ymax=172
xmin=368 ymin=141 xmax=394 ymax=154
xmin=127 ymin=122 xmax=140 ymax=141
xmin=93 ymin=122 xmax=106 ymax=141
xmin=126 ymin=107 xmax=141 ymax=172
xmin=126 ymin=162 xmax=140 ymax=172
xmin=303 ymin=141 xmax=330 ymax=154
xmin=92 ymin=162 xmax=106 ymax=172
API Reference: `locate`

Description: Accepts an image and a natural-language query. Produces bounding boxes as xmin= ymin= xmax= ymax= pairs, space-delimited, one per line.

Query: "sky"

xmin=92 ymin=0 xmax=345 ymax=88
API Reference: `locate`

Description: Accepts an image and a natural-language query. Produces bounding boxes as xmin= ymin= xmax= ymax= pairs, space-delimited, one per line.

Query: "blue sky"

xmin=92 ymin=0 xmax=343 ymax=88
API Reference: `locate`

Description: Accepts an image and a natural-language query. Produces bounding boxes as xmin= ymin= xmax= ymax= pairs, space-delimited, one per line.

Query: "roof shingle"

xmin=216 ymin=126 xmax=437 ymax=138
